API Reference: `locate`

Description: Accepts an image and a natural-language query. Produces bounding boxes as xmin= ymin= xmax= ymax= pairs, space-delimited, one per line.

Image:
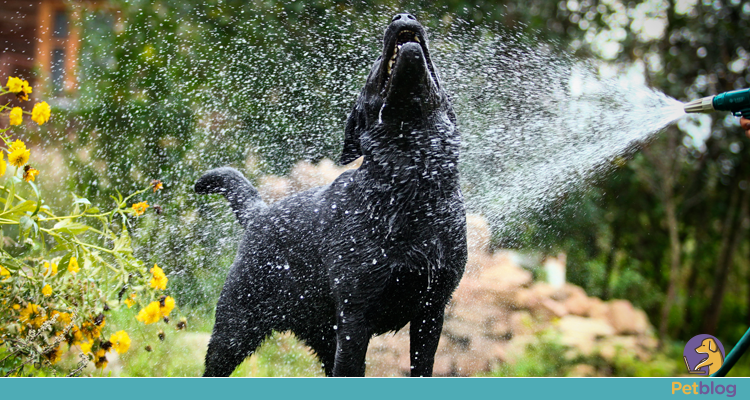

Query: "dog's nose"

xmin=392 ymin=13 xmax=417 ymax=23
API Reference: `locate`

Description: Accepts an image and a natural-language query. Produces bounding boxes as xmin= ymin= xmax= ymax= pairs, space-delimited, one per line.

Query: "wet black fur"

xmin=196 ymin=14 xmax=467 ymax=377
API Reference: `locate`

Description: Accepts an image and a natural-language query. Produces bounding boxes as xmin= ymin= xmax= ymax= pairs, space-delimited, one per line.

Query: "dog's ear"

xmin=339 ymin=104 xmax=363 ymax=165
xmin=709 ymin=338 xmax=717 ymax=352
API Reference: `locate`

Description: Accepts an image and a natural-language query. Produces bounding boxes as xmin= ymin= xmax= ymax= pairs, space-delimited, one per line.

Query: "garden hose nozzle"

xmin=684 ymin=88 xmax=750 ymax=118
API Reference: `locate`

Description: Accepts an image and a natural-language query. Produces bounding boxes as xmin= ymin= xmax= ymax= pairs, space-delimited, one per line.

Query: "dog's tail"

xmin=194 ymin=167 xmax=268 ymax=229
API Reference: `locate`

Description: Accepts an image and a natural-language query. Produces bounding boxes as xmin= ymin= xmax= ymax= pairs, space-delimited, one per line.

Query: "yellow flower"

xmin=132 ymin=201 xmax=149 ymax=216
xmin=44 ymin=261 xmax=58 ymax=276
xmin=44 ymin=345 xmax=61 ymax=365
xmin=94 ymin=349 xmax=107 ymax=369
xmin=160 ymin=296 xmax=175 ymax=318
xmin=9 ymin=139 xmax=26 ymax=153
xmin=68 ymin=257 xmax=79 ymax=274
xmin=124 ymin=293 xmax=136 ymax=308
xmin=149 ymin=264 xmax=167 ymax=290
xmin=51 ymin=311 xmax=72 ymax=327
xmin=68 ymin=325 xmax=83 ymax=346
xmin=42 ymin=284 xmax=52 ymax=297
xmin=9 ymin=107 xmax=22 ymax=125
xmin=81 ymin=321 xmax=101 ymax=342
xmin=0 ymin=265 xmax=9 ymax=281
xmin=12 ymin=304 xmax=20 ymax=310
xmin=23 ymin=166 xmax=39 ymax=182
xmin=136 ymin=301 xmax=161 ymax=325
xmin=19 ymin=80 xmax=32 ymax=101
xmin=151 ymin=179 xmax=163 ymax=192
xmin=6 ymin=77 xmax=23 ymax=93
xmin=109 ymin=330 xmax=131 ymax=354
xmin=80 ymin=340 xmax=92 ymax=355
xmin=31 ymin=101 xmax=50 ymax=125
xmin=8 ymin=145 xmax=29 ymax=168
xmin=0 ymin=152 xmax=5 ymax=177
xmin=19 ymin=303 xmax=46 ymax=329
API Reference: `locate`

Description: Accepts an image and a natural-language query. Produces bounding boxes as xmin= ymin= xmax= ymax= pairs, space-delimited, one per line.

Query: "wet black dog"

xmin=195 ymin=13 xmax=466 ymax=377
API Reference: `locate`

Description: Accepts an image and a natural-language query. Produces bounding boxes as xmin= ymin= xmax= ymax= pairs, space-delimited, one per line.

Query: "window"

xmin=51 ymin=47 xmax=65 ymax=93
xmin=53 ymin=10 xmax=68 ymax=38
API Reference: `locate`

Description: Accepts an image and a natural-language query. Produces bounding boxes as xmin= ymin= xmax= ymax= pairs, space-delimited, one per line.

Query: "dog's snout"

xmin=392 ymin=13 xmax=416 ymax=22
xmin=389 ymin=13 xmax=421 ymax=31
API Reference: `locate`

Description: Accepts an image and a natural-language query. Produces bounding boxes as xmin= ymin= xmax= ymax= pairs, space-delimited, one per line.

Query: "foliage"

xmin=491 ymin=329 xmax=682 ymax=377
xmin=40 ymin=0 xmax=750 ymax=375
xmin=0 ymin=79 xmax=180 ymax=376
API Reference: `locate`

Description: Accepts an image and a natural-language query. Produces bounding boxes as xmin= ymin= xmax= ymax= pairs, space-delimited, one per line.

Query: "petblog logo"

xmin=671 ymin=334 xmax=736 ymax=397
xmin=683 ymin=334 xmax=724 ymax=376
xmin=672 ymin=382 xmax=736 ymax=397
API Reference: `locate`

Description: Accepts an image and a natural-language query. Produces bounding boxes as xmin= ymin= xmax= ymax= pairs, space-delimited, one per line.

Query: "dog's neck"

xmin=354 ymin=119 xmax=461 ymax=203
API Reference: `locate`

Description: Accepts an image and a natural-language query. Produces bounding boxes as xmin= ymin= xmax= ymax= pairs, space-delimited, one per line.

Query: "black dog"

xmin=195 ymin=13 xmax=466 ymax=377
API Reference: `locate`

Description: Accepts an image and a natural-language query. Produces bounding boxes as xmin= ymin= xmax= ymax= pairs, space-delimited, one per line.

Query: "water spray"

xmin=684 ymin=88 xmax=750 ymax=118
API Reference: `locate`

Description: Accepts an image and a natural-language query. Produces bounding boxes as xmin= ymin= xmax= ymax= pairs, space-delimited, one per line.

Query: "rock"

xmin=289 ymin=158 xmax=361 ymax=192
xmin=515 ymin=283 xmax=568 ymax=318
xmin=257 ymin=175 xmax=292 ymax=203
xmin=588 ymin=297 xmax=610 ymax=320
xmin=607 ymin=300 xmax=650 ymax=335
xmin=540 ymin=298 xmax=569 ymax=318
xmin=598 ymin=336 xmax=639 ymax=362
xmin=486 ymin=315 xmax=513 ymax=341
xmin=366 ymin=330 xmax=410 ymax=377
xmin=568 ymin=364 xmax=598 ymax=377
xmin=466 ymin=214 xmax=491 ymax=254
xmin=480 ymin=254 xmax=534 ymax=291
xmin=290 ymin=161 xmax=330 ymax=191
xmin=557 ymin=315 xmax=615 ymax=356
xmin=563 ymin=285 xmax=593 ymax=316
xmin=453 ymin=348 xmax=491 ymax=376
xmin=432 ymin=352 xmax=453 ymax=376
xmin=510 ymin=311 xmax=535 ymax=336
xmin=453 ymin=253 xmax=532 ymax=310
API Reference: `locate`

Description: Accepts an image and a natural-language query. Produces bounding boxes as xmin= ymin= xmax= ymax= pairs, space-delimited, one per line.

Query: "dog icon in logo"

xmin=683 ymin=334 xmax=725 ymax=376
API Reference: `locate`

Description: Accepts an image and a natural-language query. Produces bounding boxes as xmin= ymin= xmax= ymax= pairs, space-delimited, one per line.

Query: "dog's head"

xmin=695 ymin=338 xmax=719 ymax=354
xmin=340 ymin=13 xmax=455 ymax=165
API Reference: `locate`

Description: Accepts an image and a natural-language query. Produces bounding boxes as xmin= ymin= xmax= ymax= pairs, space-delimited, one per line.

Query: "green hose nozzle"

xmin=684 ymin=88 xmax=750 ymax=118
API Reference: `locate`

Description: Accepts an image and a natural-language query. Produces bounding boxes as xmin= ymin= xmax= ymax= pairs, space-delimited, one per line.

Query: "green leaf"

xmin=0 ymin=200 xmax=37 ymax=219
xmin=18 ymin=215 xmax=32 ymax=240
xmin=52 ymin=219 xmax=90 ymax=236
xmin=113 ymin=228 xmax=133 ymax=254
xmin=49 ymin=242 xmax=72 ymax=253
xmin=28 ymin=181 xmax=41 ymax=217
xmin=4 ymin=182 xmax=15 ymax=212
xmin=72 ymin=195 xmax=91 ymax=206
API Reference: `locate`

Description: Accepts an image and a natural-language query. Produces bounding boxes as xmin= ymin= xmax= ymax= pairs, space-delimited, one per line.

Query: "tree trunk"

xmin=703 ymin=186 xmax=749 ymax=334
xmin=601 ymin=230 xmax=620 ymax=300
xmin=658 ymin=193 xmax=681 ymax=344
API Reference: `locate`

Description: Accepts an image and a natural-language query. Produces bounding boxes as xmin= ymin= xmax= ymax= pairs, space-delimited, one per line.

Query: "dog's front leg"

xmin=409 ymin=307 xmax=445 ymax=377
xmin=332 ymin=310 xmax=370 ymax=376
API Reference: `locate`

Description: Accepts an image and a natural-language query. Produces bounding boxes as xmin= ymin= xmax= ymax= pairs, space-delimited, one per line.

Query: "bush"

xmin=0 ymin=78 xmax=180 ymax=376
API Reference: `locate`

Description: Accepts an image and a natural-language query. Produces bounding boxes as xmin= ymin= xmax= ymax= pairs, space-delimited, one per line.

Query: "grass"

xmin=100 ymin=305 xmax=323 ymax=377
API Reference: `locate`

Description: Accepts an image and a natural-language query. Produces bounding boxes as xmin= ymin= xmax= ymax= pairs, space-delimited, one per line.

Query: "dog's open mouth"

xmin=386 ymin=30 xmax=421 ymax=77
xmin=382 ymin=28 xmax=437 ymax=92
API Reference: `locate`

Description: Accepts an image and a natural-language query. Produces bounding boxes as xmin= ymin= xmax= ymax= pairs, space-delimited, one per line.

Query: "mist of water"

xmin=435 ymin=28 xmax=687 ymax=240
xmin=59 ymin=10 xmax=692 ymax=302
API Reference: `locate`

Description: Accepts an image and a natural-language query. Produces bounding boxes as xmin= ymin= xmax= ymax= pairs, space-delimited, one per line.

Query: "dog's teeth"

xmin=415 ymin=36 xmax=421 ymax=43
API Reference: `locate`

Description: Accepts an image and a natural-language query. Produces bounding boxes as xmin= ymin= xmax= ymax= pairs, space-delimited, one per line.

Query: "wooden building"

xmin=0 ymin=0 xmax=83 ymax=96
